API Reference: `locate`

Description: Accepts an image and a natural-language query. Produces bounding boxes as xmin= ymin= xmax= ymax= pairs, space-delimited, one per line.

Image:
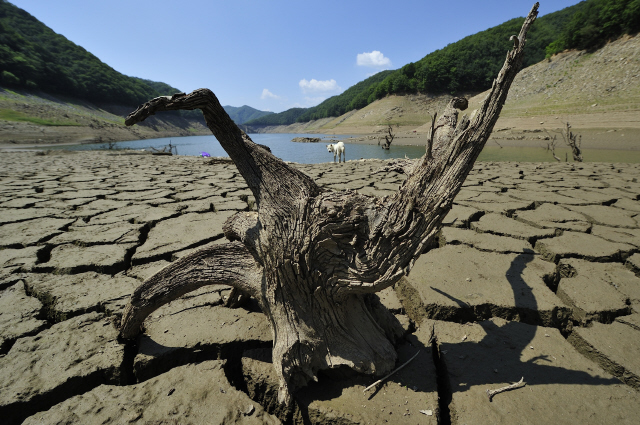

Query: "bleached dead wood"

xmin=118 ymin=2 xmax=539 ymax=404
xmin=486 ymin=377 xmax=526 ymax=401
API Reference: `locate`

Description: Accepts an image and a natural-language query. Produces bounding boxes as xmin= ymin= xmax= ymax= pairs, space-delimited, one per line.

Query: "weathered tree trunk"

xmin=119 ymin=3 xmax=539 ymax=404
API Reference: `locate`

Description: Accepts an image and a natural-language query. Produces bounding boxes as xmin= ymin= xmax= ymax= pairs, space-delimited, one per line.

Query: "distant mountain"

xmin=0 ymin=0 xmax=183 ymax=106
xmin=223 ymin=105 xmax=273 ymax=125
xmin=245 ymin=71 xmax=392 ymax=127
xmin=244 ymin=107 xmax=308 ymax=126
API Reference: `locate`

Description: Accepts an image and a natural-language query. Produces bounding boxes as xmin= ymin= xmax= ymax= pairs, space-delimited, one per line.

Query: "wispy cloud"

xmin=357 ymin=51 xmax=391 ymax=68
xmin=299 ymin=78 xmax=341 ymax=94
xmin=261 ymin=88 xmax=280 ymax=100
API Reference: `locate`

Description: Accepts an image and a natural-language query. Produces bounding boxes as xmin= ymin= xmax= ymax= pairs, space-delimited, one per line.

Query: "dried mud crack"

xmin=1 ymin=152 xmax=640 ymax=424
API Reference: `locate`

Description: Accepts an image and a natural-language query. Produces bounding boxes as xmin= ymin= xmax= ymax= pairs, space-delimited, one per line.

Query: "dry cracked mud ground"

xmin=1 ymin=150 xmax=639 ymax=424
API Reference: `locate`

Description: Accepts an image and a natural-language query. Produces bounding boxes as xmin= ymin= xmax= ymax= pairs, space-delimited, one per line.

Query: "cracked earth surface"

xmin=1 ymin=151 xmax=639 ymax=424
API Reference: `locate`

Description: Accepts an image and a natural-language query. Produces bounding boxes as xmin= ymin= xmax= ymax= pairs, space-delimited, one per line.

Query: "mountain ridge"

xmin=222 ymin=105 xmax=273 ymax=125
xmin=0 ymin=0 xmax=187 ymax=106
xmin=0 ymin=0 xmax=213 ymax=144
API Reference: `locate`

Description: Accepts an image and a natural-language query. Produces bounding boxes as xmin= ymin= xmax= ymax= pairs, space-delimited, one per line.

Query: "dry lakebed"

xmin=1 ymin=150 xmax=639 ymax=424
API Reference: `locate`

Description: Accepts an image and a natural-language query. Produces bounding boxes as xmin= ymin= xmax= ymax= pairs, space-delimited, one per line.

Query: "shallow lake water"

xmin=49 ymin=134 xmax=640 ymax=164
xmin=51 ymin=134 xmax=428 ymax=164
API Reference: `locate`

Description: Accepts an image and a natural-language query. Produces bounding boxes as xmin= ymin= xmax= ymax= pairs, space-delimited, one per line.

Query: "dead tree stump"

xmin=118 ymin=3 xmax=539 ymax=404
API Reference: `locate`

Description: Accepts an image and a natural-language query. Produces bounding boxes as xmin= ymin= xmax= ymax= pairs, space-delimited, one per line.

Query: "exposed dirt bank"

xmin=0 ymin=87 xmax=210 ymax=148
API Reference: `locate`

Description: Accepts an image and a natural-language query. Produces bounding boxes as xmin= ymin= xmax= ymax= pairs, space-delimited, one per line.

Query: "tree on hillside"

xmin=118 ymin=3 xmax=540 ymax=404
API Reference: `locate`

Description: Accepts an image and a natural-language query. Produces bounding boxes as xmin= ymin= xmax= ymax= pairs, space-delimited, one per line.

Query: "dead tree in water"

xmin=562 ymin=122 xmax=583 ymax=162
xmin=118 ymin=3 xmax=539 ymax=404
xmin=378 ymin=122 xmax=397 ymax=149
xmin=545 ymin=122 xmax=582 ymax=162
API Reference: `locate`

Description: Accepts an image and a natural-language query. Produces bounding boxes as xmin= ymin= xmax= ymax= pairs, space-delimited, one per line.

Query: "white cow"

xmin=327 ymin=141 xmax=345 ymax=163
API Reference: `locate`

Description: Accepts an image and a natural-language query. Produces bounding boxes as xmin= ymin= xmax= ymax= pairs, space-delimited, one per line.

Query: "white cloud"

xmin=357 ymin=51 xmax=391 ymax=68
xmin=299 ymin=78 xmax=341 ymax=93
xmin=261 ymin=88 xmax=280 ymax=100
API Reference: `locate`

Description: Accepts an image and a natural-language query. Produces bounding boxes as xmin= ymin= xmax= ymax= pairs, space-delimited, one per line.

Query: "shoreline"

xmin=2 ymin=119 xmax=639 ymax=157
xmin=3 ymin=127 xmax=640 ymax=149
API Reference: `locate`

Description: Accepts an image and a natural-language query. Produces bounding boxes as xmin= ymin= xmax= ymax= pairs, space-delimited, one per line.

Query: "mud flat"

xmin=1 ymin=151 xmax=640 ymax=424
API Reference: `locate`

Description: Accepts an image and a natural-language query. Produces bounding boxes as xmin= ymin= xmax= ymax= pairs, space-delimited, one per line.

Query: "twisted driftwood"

xmin=119 ymin=3 xmax=539 ymax=404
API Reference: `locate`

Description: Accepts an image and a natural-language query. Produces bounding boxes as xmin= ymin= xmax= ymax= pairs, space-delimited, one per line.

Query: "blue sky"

xmin=11 ymin=0 xmax=581 ymax=112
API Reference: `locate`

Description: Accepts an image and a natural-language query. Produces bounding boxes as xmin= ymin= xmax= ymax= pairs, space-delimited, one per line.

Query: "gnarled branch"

xmin=119 ymin=241 xmax=262 ymax=339
xmin=126 ymin=89 xmax=320 ymax=218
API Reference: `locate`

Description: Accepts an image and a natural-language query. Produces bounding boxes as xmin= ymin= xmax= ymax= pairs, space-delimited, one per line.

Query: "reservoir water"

xmin=54 ymin=134 xmax=427 ymax=164
xmin=51 ymin=133 xmax=640 ymax=164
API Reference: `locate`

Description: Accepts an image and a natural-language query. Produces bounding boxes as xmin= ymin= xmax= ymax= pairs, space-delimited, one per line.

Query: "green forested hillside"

xmin=0 ymin=0 xmax=182 ymax=106
xmin=223 ymin=105 xmax=273 ymax=124
xmin=246 ymin=71 xmax=392 ymax=126
xmin=546 ymin=0 xmax=640 ymax=55
xmin=249 ymin=0 xmax=639 ymax=126
xmin=294 ymin=70 xmax=394 ymax=122
xmin=245 ymin=107 xmax=308 ymax=126
xmin=401 ymin=3 xmax=581 ymax=96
